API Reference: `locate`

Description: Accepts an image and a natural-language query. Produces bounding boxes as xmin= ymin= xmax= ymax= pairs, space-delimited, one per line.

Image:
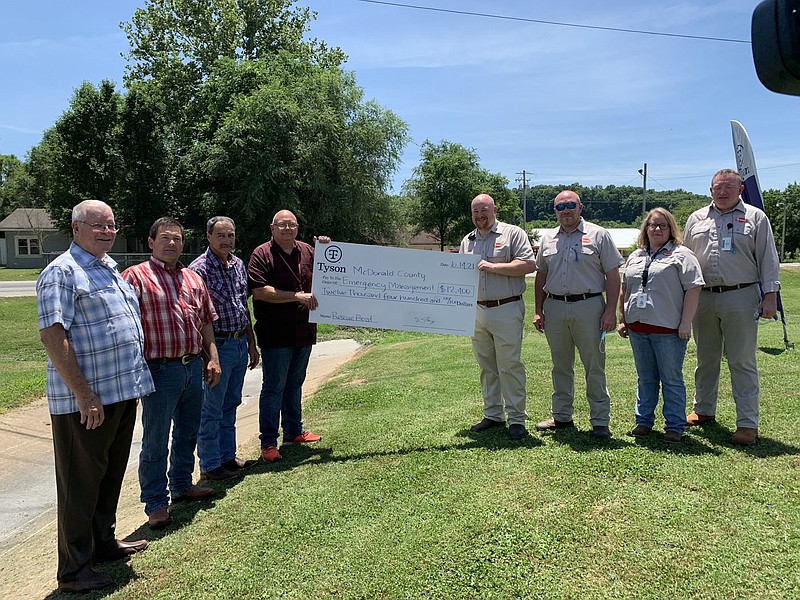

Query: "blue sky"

xmin=2 ymin=0 xmax=799 ymax=197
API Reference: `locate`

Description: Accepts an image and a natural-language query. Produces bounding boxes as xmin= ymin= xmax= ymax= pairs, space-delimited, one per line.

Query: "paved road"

xmin=0 ymin=281 xmax=36 ymax=297
xmin=0 ymin=338 xmax=361 ymax=553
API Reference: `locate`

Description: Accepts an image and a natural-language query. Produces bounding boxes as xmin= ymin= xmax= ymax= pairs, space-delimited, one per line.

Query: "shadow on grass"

xmin=684 ymin=422 xmax=800 ymax=457
xmin=758 ymin=345 xmax=791 ymax=356
xmin=256 ymin=429 xmax=544 ymax=473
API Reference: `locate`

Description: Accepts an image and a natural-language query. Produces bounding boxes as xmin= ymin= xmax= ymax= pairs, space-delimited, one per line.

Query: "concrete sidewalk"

xmin=0 ymin=338 xmax=361 ymax=554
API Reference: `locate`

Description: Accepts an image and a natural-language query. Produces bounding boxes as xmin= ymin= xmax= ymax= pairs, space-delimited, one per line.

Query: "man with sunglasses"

xmin=248 ymin=210 xmax=329 ymax=463
xmin=460 ymin=194 xmax=536 ymax=440
xmin=682 ymin=169 xmax=781 ymax=445
xmin=533 ymin=190 xmax=623 ymax=439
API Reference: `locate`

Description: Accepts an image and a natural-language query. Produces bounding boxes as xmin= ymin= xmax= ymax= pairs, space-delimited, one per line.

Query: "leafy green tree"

xmin=764 ymin=185 xmax=800 ymax=259
xmin=0 ymin=154 xmax=36 ymax=218
xmin=403 ymin=141 xmax=483 ymax=251
xmin=187 ymin=56 xmax=408 ymax=256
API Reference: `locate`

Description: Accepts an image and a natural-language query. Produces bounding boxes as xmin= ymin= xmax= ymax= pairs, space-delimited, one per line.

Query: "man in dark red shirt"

xmin=248 ymin=210 xmax=326 ymax=462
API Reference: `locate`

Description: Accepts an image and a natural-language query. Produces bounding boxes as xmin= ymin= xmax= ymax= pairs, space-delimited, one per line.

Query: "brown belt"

xmin=703 ymin=282 xmax=757 ymax=293
xmin=148 ymin=353 xmax=200 ymax=365
xmin=546 ymin=292 xmax=602 ymax=303
xmin=215 ymin=329 xmax=247 ymax=339
xmin=477 ymin=295 xmax=522 ymax=308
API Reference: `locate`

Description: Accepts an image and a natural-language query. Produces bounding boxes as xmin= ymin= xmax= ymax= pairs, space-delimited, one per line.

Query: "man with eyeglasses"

xmin=188 ymin=216 xmax=261 ymax=482
xmin=122 ymin=217 xmax=222 ymax=530
xmin=682 ymin=169 xmax=781 ymax=445
xmin=460 ymin=194 xmax=536 ymax=441
xmin=37 ymin=199 xmax=154 ymax=592
xmin=533 ymin=190 xmax=623 ymax=439
xmin=248 ymin=210 xmax=328 ymax=462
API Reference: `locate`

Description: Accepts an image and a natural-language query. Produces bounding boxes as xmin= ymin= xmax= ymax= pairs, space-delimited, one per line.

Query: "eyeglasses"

xmin=77 ymin=221 xmax=119 ymax=232
xmin=555 ymin=201 xmax=578 ymax=212
xmin=273 ymin=222 xmax=298 ymax=230
xmin=711 ymin=183 xmax=741 ymax=192
xmin=647 ymin=223 xmax=669 ymax=230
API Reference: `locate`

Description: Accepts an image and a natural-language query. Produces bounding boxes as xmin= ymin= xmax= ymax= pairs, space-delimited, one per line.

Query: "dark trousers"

xmin=51 ymin=399 xmax=136 ymax=582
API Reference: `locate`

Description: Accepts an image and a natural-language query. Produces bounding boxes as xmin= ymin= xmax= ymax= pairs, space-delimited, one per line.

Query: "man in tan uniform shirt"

xmin=683 ymin=169 xmax=781 ymax=445
xmin=533 ymin=191 xmax=623 ymax=439
xmin=459 ymin=194 xmax=536 ymax=440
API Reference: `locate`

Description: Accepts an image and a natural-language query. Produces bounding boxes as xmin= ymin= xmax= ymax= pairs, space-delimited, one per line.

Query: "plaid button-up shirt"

xmin=37 ymin=243 xmax=155 ymax=415
xmin=188 ymin=247 xmax=250 ymax=334
xmin=122 ymin=257 xmax=217 ymax=360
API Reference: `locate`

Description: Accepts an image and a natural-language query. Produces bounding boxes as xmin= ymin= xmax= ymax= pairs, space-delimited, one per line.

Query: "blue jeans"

xmin=628 ymin=330 xmax=688 ymax=433
xmin=139 ymin=357 xmax=203 ymax=515
xmin=197 ymin=337 xmax=248 ymax=472
xmin=258 ymin=345 xmax=312 ymax=447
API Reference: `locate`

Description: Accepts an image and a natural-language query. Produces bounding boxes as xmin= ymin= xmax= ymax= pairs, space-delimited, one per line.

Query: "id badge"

xmin=636 ymin=292 xmax=648 ymax=308
xmin=721 ymin=236 xmax=733 ymax=252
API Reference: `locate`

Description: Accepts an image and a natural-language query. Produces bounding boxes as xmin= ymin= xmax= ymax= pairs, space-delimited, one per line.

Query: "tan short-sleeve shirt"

xmin=535 ymin=219 xmax=623 ymax=295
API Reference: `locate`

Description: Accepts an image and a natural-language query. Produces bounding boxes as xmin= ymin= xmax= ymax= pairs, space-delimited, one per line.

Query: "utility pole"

xmin=638 ymin=163 xmax=647 ymax=216
xmin=778 ymin=201 xmax=787 ymax=261
xmin=516 ymin=170 xmax=531 ymax=227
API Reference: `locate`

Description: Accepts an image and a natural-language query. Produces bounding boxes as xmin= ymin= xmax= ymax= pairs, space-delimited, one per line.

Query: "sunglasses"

xmin=555 ymin=201 xmax=578 ymax=212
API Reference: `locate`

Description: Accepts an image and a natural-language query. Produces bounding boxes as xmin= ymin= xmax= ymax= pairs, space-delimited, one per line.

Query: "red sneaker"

xmin=284 ymin=431 xmax=322 ymax=445
xmin=261 ymin=446 xmax=282 ymax=462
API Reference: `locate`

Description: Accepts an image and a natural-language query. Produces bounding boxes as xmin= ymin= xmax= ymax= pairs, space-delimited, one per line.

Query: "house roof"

xmin=0 ymin=208 xmax=56 ymax=231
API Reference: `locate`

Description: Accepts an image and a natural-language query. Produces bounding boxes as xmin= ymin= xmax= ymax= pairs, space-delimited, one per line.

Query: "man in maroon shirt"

xmin=248 ymin=210 xmax=327 ymax=462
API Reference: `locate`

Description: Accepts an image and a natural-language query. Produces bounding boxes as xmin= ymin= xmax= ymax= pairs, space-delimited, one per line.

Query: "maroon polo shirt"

xmin=248 ymin=239 xmax=317 ymax=348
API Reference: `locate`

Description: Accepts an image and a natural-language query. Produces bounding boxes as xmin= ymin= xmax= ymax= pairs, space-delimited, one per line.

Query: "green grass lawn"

xmin=0 ymin=266 xmax=41 ymax=281
xmin=92 ymin=270 xmax=800 ymax=600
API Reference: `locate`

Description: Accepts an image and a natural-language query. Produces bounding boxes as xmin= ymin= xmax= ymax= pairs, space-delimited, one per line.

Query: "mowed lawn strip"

xmin=106 ymin=271 xmax=800 ymax=600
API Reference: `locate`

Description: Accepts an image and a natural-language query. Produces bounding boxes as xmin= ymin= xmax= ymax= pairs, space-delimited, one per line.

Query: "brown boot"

xmin=686 ymin=411 xmax=715 ymax=426
xmin=731 ymin=427 xmax=758 ymax=446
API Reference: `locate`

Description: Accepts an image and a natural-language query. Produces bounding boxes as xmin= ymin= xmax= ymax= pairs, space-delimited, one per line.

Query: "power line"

xmin=356 ymin=0 xmax=750 ymax=44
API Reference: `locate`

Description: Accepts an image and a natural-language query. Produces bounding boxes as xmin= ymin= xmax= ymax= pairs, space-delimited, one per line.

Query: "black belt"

xmin=546 ymin=292 xmax=603 ymax=303
xmin=148 ymin=353 xmax=200 ymax=365
xmin=477 ymin=295 xmax=522 ymax=308
xmin=703 ymin=282 xmax=757 ymax=293
xmin=216 ymin=329 xmax=247 ymax=339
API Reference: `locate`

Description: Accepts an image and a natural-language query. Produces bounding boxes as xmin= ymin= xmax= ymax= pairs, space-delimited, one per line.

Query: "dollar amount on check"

xmin=309 ymin=241 xmax=480 ymax=336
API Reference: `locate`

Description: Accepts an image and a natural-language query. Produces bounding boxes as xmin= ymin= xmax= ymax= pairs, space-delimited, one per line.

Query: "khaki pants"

xmin=543 ymin=295 xmax=610 ymax=427
xmin=692 ymin=285 xmax=761 ymax=428
xmin=471 ymin=299 xmax=528 ymax=425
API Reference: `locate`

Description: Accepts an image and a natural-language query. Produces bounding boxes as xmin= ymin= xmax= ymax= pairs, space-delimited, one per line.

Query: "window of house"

xmin=16 ymin=237 xmax=41 ymax=257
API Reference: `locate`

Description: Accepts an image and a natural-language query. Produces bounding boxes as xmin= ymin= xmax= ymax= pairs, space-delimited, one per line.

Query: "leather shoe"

xmin=592 ymin=426 xmax=612 ymax=440
xmin=663 ymin=430 xmax=683 ymax=444
xmin=148 ymin=507 xmax=170 ymax=530
xmin=470 ymin=417 xmax=505 ymax=432
xmin=508 ymin=424 xmax=528 ymax=440
xmin=628 ymin=424 xmax=652 ymax=438
xmin=222 ymin=456 xmax=258 ymax=470
xmin=94 ymin=538 xmax=149 ymax=562
xmin=535 ymin=418 xmax=575 ymax=431
xmin=200 ymin=465 xmax=237 ymax=481
xmin=172 ymin=484 xmax=214 ymax=504
xmin=732 ymin=427 xmax=758 ymax=446
xmin=58 ymin=566 xmax=113 ymax=592
xmin=686 ymin=411 xmax=716 ymax=426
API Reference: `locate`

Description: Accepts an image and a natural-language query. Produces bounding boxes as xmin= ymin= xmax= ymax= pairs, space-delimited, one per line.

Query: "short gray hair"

xmin=207 ymin=216 xmax=235 ymax=234
xmin=72 ymin=199 xmax=111 ymax=223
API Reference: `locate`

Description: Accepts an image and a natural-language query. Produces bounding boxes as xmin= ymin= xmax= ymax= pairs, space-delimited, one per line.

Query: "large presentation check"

xmin=309 ymin=241 xmax=480 ymax=336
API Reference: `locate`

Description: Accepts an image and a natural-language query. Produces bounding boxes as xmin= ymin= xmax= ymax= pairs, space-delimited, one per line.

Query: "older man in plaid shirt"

xmin=189 ymin=216 xmax=260 ymax=481
xmin=38 ymin=199 xmax=155 ymax=592
xmin=122 ymin=217 xmax=221 ymax=530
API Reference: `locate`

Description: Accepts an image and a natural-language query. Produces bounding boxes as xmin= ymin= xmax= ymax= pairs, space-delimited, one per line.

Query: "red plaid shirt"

xmin=122 ymin=258 xmax=217 ymax=360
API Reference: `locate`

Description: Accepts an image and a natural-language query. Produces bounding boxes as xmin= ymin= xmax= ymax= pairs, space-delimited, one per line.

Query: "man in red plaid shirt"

xmin=122 ymin=217 xmax=221 ymax=530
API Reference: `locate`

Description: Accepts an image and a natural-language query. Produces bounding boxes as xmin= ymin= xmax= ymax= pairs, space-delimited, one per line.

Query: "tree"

xmin=403 ymin=141 xmax=483 ymax=251
xmin=0 ymin=154 xmax=35 ymax=219
xmin=188 ymin=56 xmax=408 ymax=256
